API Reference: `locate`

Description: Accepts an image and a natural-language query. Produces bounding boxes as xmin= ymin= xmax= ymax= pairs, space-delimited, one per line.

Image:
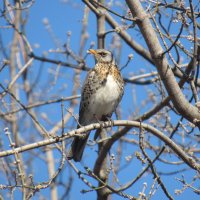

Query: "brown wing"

xmin=78 ymin=69 xmax=101 ymax=126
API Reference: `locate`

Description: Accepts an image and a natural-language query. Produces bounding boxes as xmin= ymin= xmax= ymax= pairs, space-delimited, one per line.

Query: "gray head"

xmin=87 ymin=49 xmax=115 ymax=64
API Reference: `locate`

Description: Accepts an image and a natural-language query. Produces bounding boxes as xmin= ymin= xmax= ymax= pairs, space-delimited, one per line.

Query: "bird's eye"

xmin=99 ymin=52 xmax=107 ymax=57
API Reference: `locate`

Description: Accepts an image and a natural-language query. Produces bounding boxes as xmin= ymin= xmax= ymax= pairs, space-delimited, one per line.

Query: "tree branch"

xmin=126 ymin=0 xmax=200 ymax=126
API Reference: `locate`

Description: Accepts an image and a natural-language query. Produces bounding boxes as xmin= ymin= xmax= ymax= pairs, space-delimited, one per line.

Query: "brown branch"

xmin=126 ymin=0 xmax=200 ymax=126
xmin=29 ymin=53 xmax=90 ymax=71
xmin=0 ymin=120 xmax=198 ymax=172
xmin=139 ymin=126 xmax=173 ymax=200
xmin=82 ymin=0 xmax=154 ymax=65
xmin=0 ymin=95 xmax=80 ymax=117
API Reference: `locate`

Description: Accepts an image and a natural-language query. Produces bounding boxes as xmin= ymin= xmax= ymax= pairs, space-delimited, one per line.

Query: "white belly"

xmin=89 ymin=75 xmax=120 ymax=118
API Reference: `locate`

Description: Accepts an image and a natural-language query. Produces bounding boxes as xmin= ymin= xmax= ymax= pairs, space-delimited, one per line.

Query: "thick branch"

xmin=126 ymin=0 xmax=200 ymax=126
xmin=0 ymin=120 xmax=199 ymax=174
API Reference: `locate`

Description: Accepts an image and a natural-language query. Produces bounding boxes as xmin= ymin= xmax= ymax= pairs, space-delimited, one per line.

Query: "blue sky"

xmin=1 ymin=0 xmax=200 ymax=199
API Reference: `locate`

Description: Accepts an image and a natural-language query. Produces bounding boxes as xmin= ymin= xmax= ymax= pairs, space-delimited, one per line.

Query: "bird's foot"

xmin=103 ymin=115 xmax=114 ymax=128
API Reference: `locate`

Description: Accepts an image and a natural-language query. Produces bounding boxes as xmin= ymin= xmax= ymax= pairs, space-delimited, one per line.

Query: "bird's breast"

xmin=89 ymin=74 xmax=121 ymax=117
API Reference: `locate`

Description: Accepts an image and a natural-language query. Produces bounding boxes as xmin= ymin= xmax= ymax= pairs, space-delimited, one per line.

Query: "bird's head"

xmin=87 ymin=49 xmax=115 ymax=64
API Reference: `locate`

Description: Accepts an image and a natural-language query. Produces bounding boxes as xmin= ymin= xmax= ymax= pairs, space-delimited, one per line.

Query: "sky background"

xmin=1 ymin=0 xmax=199 ymax=199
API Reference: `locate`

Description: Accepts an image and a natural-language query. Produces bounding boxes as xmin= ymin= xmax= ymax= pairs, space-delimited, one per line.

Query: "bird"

xmin=67 ymin=49 xmax=124 ymax=162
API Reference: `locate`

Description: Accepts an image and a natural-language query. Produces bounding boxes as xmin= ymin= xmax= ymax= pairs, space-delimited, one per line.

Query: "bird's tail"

xmin=67 ymin=133 xmax=89 ymax=162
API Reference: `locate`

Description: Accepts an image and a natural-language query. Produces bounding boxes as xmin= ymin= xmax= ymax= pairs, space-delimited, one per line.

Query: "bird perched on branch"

xmin=68 ymin=49 xmax=124 ymax=162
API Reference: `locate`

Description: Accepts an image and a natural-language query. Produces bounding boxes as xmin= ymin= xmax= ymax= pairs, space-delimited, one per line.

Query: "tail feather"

xmin=68 ymin=133 xmax=89 ymax=162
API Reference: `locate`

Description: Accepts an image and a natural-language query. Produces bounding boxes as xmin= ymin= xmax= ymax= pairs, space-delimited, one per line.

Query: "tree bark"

xmin=126 ymin=0 xmax=200 ymax=126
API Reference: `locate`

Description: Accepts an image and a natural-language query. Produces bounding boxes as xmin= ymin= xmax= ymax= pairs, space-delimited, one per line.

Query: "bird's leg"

xmin=102 ymin=115 xmax=114 ymax=140
xmin=93 ymin=114 xmax=104 ymax=141
xmin=101 ymin=114 xmax=114 ymax=131
xmin=93 ymin=115 xmax=114 ymax=141
xmin=94 ymin=114 xmax=104 ymax=129
xmin=104 ymin=115 xmax=114 ymax=128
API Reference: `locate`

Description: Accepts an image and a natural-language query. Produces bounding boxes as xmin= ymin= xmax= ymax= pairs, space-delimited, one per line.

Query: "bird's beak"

xmin=87 ymin=49 xmax=97 ymax=55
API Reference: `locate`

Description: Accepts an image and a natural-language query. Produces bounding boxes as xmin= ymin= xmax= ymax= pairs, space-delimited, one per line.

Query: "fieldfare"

xmin=68 ymin=49 xmax=124 ymax=162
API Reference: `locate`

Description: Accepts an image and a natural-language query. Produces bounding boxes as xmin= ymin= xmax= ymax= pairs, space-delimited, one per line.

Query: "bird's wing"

xmin=112 ymin=65 xmax=125 ymax=112
xmin=78 ymin=69 xmax=100 ymax=126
